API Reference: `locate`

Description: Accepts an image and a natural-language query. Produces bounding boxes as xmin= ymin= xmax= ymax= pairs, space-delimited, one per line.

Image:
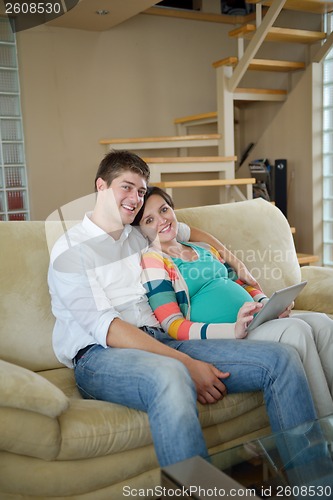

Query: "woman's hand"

xmin=236 ymin=265 xmax=263 ymax=291
xmin=279 ymin=301 xmax=295 ymax=318
xmin=235 ymin=302 xmax=263 ymax=339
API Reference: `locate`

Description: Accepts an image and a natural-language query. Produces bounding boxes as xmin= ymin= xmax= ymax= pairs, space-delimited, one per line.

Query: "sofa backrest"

xmin=0 ymin=221 xmax=63 ymax=371
xmin=176 ymin=198 xmax=301 ymax=297
xmin=0 ymin=199 xmax=301 ymax=372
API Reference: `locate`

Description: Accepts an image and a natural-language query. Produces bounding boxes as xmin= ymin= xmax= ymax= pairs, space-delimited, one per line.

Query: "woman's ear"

xmin=96 ymin=177 xmax=108 ymax=192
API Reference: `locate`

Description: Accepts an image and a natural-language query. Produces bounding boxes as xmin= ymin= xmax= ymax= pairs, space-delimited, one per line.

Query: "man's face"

xmin=98 ymin=172 xmax=147 ymax=225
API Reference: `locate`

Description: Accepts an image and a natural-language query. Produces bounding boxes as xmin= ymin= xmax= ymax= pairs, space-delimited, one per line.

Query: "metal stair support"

xmin=227 ymin=0 xmax=287 ymax=92
xmin=215 ymin=0 xmax=288 ymax=156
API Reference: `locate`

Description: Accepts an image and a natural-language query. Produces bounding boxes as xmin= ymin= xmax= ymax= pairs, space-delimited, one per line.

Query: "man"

xmin=48 ymin=150 xmax=317 ymax=467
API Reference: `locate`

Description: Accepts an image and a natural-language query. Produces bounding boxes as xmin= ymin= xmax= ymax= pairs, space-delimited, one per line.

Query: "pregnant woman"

xmin=134 ymin=186 xmax=333 ymax=418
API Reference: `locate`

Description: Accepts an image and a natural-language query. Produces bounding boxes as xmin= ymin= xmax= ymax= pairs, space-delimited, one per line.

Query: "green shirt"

xmin=171 ymin=243 xmax=253 ymax=323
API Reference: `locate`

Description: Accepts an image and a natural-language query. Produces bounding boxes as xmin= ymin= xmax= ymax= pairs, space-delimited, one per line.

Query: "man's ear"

xmin=96 ymin=177 xmax=108 ymax=191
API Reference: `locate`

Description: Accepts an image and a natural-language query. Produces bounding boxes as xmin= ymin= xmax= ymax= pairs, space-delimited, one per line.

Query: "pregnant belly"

xmin=190 ymin=278 xmax=253 ymax=323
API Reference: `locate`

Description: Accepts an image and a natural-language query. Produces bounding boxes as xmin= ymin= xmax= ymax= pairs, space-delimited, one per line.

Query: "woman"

xmin=134 ymin=186 xmax=333 ymax=418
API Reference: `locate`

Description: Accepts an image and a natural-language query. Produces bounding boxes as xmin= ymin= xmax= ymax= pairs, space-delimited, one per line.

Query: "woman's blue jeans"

xmin=74 ymin=327 xmax=317 ymax=467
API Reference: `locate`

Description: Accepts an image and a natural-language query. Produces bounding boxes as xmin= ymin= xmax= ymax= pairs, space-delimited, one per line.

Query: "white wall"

xmin=17 ymin=14 xmax=235 ymax=219
xmin=16 ymin=10 xmax=322 ymax=256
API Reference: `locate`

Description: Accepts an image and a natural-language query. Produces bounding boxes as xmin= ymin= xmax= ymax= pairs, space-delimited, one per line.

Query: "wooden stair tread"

xmin=174 ymin=90 xmax=287 ymax=126
xmin=174 ymin=89 xmax=287 ymax=125
xmin=229 ymin=24 xmax=326 ymax=44
xmin=213 ymin=56 xmax=305 ymax=72
xmin=174 ymin=111 xmax=218 ymax=125
xmin=235 ymin=87 xmax=287 ymax=95
xmin=144 ymin=156 xmax=237 ymax=163
xmin=246 ymin=0 xmax=333 ymax=14
xmin=240 ymin=58 xmax=305 ymax=71
xmin=296 ymin=253 xmax=319 ymax=265
xmin=151 ymin=178 xmax=255 ymax=188
xmin=100 ymin=133 xmax=220 ymax=145
xmin=234 ymin=87 xmax=287 ymax=102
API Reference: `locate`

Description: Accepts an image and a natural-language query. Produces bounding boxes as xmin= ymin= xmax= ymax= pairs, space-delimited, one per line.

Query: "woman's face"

xmin=139 ymin=194 xmax=178 ymax=244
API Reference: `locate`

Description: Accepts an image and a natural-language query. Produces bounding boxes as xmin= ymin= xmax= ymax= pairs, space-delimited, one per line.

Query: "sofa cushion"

xmin=298 ymin=266 xmax=333 ymax=315
xmin=0 ymin=360 xmax=69 ymax=417
xmin=0 ymin=407 xmax=61 ymax=460
xmin=57 ymin=399 xmax=152 ymax=460
xmin=37 ymin=366 xmax=264 ymax=460
xmin=56 ymin=387 xmax=265 ymax=460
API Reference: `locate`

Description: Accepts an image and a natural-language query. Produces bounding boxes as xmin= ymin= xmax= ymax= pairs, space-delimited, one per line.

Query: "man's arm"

xmin=106 ymin=318 xmax=229 ymax=406
xmin=189 ymin=226 xmax=262 ymax=290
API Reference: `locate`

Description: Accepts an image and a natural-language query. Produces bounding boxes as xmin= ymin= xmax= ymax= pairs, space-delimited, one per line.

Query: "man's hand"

xmin=183 ymin=357 xmax=230 ymax=405
xmin=235 ymin=301 xmax=263 ymax=339
xmin=107 ymin=319 xmax=230 ymax=405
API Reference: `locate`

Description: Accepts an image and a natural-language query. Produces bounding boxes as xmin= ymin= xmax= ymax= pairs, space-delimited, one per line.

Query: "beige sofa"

xmin=1 ymin=198 xmax=332 ymax=499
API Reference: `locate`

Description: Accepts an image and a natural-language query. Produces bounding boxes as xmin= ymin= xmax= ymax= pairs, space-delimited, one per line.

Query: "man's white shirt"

xmin=48 ymin=213 xmax=190 ymax=367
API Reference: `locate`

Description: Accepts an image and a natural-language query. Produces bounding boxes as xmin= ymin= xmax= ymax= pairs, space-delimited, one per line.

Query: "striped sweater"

xmin=141 ymin=243 xmax=267 ymax=340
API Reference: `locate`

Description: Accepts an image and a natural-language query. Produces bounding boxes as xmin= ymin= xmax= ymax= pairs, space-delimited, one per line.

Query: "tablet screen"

xmin=246 ymin=281 xmax=307 ymax=332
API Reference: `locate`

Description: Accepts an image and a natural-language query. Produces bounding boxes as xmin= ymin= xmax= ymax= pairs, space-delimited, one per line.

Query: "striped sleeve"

xmin=223 ymin=261 xmax=268 ymax=303
xmin=141 ymin=250 xmax=235 ymax=340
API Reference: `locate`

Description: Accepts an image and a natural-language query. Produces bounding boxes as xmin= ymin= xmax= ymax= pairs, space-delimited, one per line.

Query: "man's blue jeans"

xmin=74 ymin=327 xmax=317 ymax=467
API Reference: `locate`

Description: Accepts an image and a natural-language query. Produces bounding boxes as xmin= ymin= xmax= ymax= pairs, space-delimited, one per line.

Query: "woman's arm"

xmin=189 ymin=226 xmax=263 ymax=291
xmin=141 ymin=250 xmax=236 ymax=340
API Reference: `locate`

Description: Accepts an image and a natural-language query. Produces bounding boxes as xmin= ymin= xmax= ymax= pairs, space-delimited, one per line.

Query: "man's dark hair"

xmin=132 ymin=185 xmax=174 ymax=226
xmin=94 ymin=150 xmax=150 ymax=191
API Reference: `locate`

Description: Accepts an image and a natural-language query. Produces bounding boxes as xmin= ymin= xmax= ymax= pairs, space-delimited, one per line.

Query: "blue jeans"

xmin=74 ymin=327 xmax=317 ymax=467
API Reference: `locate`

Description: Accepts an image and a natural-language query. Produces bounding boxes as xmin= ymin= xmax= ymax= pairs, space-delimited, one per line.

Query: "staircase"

xmin=175 ymin=0 xmax=332 ymax=159
xmin=100 ymin=136 xmax=250 ymax=204
xmin=100 ymin=0 xmax=333 ymax=265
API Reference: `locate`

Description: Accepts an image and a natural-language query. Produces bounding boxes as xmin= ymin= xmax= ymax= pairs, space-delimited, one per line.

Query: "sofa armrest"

xmin=0 ymin=359 xmax=69 ymax=418
xmin=294 ymin=266 xmax=333 ymax=315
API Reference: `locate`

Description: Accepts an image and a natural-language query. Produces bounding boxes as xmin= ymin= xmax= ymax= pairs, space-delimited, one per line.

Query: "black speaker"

xmin=272 ymin=159 xmax=287 ymax=217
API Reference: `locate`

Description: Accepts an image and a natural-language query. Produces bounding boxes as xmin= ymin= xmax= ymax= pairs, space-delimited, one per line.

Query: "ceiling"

xmin=46 ymin=0 xmax=161 ymax=31
xmin=0 ymin=0 xmax=161 ymax=32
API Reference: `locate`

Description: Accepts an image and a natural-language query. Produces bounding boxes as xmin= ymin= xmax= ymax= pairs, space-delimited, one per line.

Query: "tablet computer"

xmin=246 ymin=281 xmax=307 ymax=332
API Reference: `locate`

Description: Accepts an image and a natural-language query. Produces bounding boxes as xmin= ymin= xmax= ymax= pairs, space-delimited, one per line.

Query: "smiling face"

xmin=139 ymin=194 xmax=178 ymax=245
xmin=96 ymin=171 xmax=147 ymax=225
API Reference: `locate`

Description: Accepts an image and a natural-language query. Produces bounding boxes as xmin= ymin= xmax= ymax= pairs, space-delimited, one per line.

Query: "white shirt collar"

xmin=82 ymin=212 xmax=133 ymax=243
